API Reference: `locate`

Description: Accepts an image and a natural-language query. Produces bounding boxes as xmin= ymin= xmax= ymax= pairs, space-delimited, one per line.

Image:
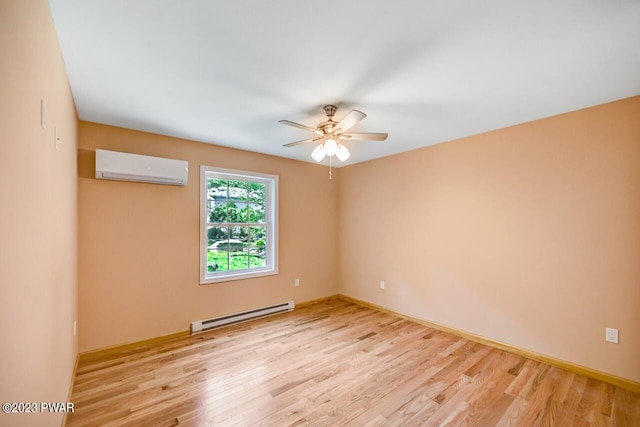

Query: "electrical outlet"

xmin=294 ymin=278 xmax=300 ymax=287
xmin=605 ymin=328 xmax=618 ymax=344
xmin=54 ymin=127 xmax=60 ymax=150
xmin=380 ymin=281 xmax=385 ymax=290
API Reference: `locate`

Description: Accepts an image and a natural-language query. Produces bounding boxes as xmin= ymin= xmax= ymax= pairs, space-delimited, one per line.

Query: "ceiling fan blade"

xmin=340 ymin=132 xmax=388 ymax=141
xmin=335 ymin=110 xmax=366 ymax=133
xmin=283 ymin=137 xmax=322 ymax=147
xmin=278 ymin=120 xmax=318 ymax=133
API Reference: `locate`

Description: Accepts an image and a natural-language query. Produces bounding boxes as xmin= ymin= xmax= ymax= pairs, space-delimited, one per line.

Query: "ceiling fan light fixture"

xmin=280 ymin=105 xmax=387 ymax=169
xmin=323 ymin=138 xmax=338 ymax=156
xmin=311 ymin=143 xmax=326 ymax=162
xmin=336 ymin=144 xmax=350 ymax=162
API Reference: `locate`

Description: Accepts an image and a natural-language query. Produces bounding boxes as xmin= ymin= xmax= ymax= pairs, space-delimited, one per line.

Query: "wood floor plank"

xmin=66 ymin=299 xmax=640 ymax=426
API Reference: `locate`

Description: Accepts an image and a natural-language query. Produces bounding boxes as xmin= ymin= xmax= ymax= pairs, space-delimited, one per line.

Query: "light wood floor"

xmin=67 ymin=299 xmax=640 ymax=426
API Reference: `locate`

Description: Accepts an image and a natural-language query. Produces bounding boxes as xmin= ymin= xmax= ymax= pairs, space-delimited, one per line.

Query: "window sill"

xmin=200 ymin=268 xmax=278 ymax=285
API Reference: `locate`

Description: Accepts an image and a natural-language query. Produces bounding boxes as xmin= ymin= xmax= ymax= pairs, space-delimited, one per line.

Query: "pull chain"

xmin=329 ymin=156 xmax=333 ymax=180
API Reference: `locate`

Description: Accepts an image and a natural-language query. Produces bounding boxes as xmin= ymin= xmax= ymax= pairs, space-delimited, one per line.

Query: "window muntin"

xmin=200 ymin=167 xmax=277 ymax=283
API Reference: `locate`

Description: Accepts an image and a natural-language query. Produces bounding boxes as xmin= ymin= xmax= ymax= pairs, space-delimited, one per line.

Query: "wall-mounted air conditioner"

xmin=95 ymin=149 xmax=189 ymax=186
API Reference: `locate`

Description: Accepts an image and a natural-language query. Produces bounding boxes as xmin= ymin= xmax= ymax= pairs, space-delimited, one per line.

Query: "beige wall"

xmin=77 ymin=122 xmax=339 ymax=352
xmin=338 ymin=96 xmax=640 ymax=382
xmin=0 ymin=1 xmax=78 ymax=426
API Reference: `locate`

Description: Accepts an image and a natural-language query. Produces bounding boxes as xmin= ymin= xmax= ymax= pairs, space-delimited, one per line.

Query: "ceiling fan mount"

xmin=279 ymin=105 xmax=388 ymax=164
xmin=323 ymin=104 xmax=337 ymax=119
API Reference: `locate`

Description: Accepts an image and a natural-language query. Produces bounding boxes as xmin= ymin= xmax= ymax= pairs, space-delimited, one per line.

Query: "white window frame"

xmin=200 ymin=165 xmax=278 ymax=284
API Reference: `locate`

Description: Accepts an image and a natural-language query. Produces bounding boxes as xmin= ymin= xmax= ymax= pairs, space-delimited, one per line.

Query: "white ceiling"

xmin=49 ymin=0 xmax=640 ymax=166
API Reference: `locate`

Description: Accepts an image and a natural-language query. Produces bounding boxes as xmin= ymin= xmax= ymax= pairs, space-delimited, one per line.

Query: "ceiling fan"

xmin=279 ymin=105 xmax=388 ymax=163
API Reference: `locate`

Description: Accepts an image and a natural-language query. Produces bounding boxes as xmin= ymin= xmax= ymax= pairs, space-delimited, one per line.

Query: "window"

xmin=200 ymin=166 xmax=278 ymax=284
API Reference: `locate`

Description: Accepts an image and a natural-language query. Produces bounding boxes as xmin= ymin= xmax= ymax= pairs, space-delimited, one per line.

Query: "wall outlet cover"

xmin=605 ymin=327 xmax=619 ymax=344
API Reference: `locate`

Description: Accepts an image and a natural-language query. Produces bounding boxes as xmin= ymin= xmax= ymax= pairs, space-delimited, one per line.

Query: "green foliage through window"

xmin=206 ymin=177 xmax=268 ymax=273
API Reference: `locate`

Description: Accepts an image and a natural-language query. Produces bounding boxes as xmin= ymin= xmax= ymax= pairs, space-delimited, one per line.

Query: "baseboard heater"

xmin=191 ymin=301 xmax=295 ymax=334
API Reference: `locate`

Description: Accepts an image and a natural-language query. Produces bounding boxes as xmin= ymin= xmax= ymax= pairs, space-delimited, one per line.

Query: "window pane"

xmin=209 ymin=203 xmax=225 ymax=223
xmin=207 ymin=179 xmax=228 ymax=222
xmin=229 ymin=251 xmax=249 ymax=271
xmin=223 ymin=201 xmax=245 ymax=223
xmin=228 ymin=180 xmax=248 ymax=203
xmin=248 ymin=203 xmax=265 ymax=223
xmin=249 ymin=247 xmax=266 ymax=268
xmin=230 ymin=226 xmax=244 ymax=245
xmin=207 ymin=226 xmax=227 ymax=245
xmin=244 ymin=226 xmax=253 ymax=245
xmin=208 ymin=178 xmax=228 ymax=194
xmin=249 ymin=227 xmax=267 ymax=264
xmin=249 ymin=226 xmax=267 ymax=245
xmin=228 ymin=180 xmax=248 ymax=223
xmin=208 ymin=226 xmax=229 ymax=272
xmin=249 ymin=182 xmax=266 ymax=203
xmin=208 ymin=188 xmax=228 ymax=222
xmin=208 ymin=249 xmax=229 ymax=272
xmin=226 ymin=226 xmax=249 ymax=270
